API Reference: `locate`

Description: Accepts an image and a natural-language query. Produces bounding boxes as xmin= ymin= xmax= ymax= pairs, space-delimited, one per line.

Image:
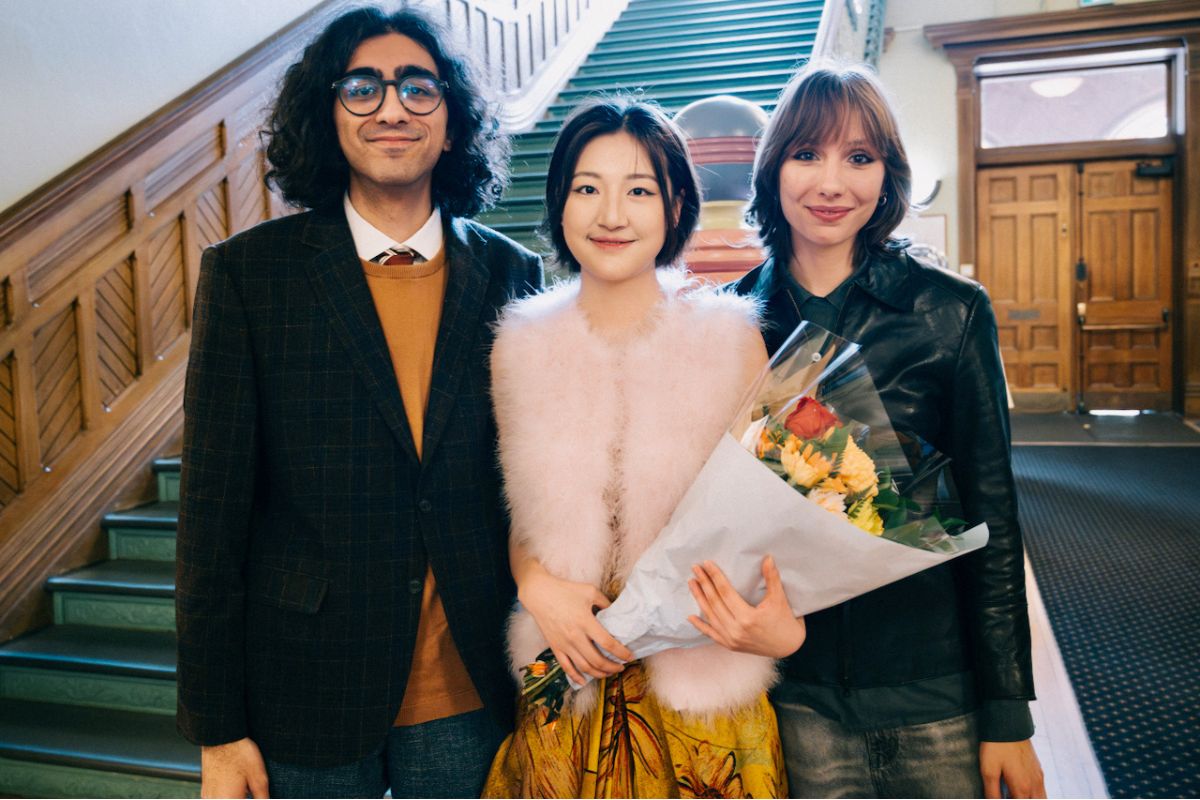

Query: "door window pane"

xmin=980 ymin=62 xmax=1168 ymax=149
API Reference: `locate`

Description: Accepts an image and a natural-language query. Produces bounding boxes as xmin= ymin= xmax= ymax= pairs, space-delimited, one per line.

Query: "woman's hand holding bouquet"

xmin=688 ymin=555 xmax=807 ymax=659
xmin=511 ymin=543 xmax=633 ymax=687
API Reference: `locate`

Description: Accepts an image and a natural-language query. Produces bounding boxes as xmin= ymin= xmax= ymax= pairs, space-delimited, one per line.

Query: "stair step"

xmin=498 ymin=179 xmax=546 ymax=201
xmin=152 ymin=457 xmax=180 ymax=502
xmin=571 ymin=54 xmax=804 ymax=86
xmin=476 ymin=207 xmax=545 ymax=227
xmin=0 ymin=625 xmax=175 ymax=678
xmin=48 ymin=560 xmax=175 ymax=631
xmin=580 ymin=39 xmax=811 ymax=72
xmin=606 ymin=6 xmax=813 ymax=39
xmin=559 ymin=68 xmax=797 ymax=100
xmin=0 ymin=699 xmax=199 ymax=796
xmin=591 ymin=27 xmax=811 ymax=59
xmin=618 ymin=0 xmax=817 ymax=22
xmin=511 ymin=130 xmax=561 ymax=154
xmin=600 ymin=12 xmax=817 ymax=47
xmin=103 ymin=502 xmax=179 ymax=562
xmin=0 ymin=626 xmax=176 ymax=714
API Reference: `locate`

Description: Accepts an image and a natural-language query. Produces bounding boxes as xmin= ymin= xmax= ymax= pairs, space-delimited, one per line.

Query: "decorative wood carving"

xmin=147 ymin=217 xmax=189 ymax=358
xmin=95 ymin=258 xmax=140 ymax=407
xmin=32 ymin=305 xmax=83 ymax=467
xmin=0 ymin=353 xmax=17 ymax=508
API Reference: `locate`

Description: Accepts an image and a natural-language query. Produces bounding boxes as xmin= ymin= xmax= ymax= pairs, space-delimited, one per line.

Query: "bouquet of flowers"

xmin=521 ymin=322 xmax=987 ymax=721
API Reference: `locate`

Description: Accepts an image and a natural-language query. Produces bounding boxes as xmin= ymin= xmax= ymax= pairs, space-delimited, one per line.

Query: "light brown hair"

xmin=748 ymin=61 xmax=912 ymax=269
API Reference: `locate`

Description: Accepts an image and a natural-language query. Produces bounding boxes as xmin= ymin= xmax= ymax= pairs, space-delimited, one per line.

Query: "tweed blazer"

xmin=492 ymin=271 xmax=778 ymax=715
xmin=176 ymin=204 xmax=542 ymax=767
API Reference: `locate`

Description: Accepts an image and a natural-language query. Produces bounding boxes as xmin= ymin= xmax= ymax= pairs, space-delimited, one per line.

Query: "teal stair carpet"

xmin=0 ymin=458 xmax=200 ymax=798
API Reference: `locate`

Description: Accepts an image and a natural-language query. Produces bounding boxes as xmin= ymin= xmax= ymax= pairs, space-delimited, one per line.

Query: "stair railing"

xmin=439 ymin=0 xmax=632 ymax=132
xmin=812 ymin=0 xmax=886 ymax=64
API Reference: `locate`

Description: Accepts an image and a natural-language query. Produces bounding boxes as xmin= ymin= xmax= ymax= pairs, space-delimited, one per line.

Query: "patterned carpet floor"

xmin=1013 ymin=445 xmax=1200 ymax=799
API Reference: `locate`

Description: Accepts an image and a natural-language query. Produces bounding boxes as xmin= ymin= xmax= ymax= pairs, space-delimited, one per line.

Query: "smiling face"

xmin=777 ymin=115 xmax=886 ymax=269
xmin=562 ymin=131 xmax=670 ymax=286
xmin=334 ymin=33 xmax=451 ymax=207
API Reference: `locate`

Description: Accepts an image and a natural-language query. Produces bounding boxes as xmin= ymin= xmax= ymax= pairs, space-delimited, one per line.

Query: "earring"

xmin=878 ymin=193 xmax=888 ymax=206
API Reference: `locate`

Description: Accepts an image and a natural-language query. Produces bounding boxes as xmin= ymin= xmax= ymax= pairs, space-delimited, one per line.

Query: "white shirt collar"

xmin=343 ymin=193 xmax=444 ymax=262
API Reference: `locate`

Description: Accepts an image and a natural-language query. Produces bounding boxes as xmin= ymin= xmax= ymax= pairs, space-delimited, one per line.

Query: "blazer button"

xmin=408 ymin=578 xmax=423 ymax=595
xmin=418 ymin=499 xmax=432 ymax=513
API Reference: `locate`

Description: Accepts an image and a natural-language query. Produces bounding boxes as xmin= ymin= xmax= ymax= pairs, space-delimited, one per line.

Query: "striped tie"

xmin=373 ymin=247 xmax=418 ymax=266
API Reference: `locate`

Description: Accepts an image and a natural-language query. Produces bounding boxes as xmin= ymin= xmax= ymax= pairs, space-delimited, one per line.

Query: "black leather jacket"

xmin=732 ymin=250 xmax=1035 ymax=704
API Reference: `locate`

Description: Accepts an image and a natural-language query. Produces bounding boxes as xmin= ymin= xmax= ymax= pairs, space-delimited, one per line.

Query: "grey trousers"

xmin=773 ymin=700 xmax=985 ymax=799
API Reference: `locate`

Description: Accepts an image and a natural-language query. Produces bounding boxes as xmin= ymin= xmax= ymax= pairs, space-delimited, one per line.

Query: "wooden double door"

xmin=977 ymin=159 xmax=1174 ymax=411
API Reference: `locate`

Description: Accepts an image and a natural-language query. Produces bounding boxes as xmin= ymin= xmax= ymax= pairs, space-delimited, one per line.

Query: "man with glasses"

xmin=176 ymin=7 xmax=542 ymax=798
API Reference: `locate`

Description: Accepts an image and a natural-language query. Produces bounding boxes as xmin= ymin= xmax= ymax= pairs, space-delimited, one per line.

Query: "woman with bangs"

xmin=481 ymin=97 xmax=798 ymax=798
xmin=715 ymin=62 xmax=1047 ymax=798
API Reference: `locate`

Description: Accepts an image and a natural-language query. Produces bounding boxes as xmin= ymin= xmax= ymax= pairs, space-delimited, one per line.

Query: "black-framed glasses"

xmin=331 ymin=74 xmax=448 ymax=117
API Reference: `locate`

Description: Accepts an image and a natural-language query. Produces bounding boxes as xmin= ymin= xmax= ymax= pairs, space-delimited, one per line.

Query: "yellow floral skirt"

xmin=483 ymin=662 xmax=786 ymax=798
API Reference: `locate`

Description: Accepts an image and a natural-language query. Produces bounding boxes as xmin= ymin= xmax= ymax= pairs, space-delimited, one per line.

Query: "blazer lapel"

xmin=422 ymin=218 xmax=491 ymax=462
xmin=300 ymin=208 xmax=419 ymax=462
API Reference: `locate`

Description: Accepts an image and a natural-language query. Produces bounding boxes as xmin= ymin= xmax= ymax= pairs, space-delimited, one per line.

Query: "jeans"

xmin=264 ymin=709 xmax=505 ymax=798
xmin=773 ymin=700 xmax=984 ymax=799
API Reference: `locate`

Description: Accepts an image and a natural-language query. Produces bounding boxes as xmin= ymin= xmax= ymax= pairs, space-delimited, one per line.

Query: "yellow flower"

xmin=818 ymin=475 xmax=847 ymax=494
xmin=674 ymin=741 xmax=745 ymax=799
xmin=838 ymin=437 xmax=879 ymax=498
xmin=848 ymin=500 xmax=885 ymax=535
xmin=781 ymin=437 xmax=832 ymax=489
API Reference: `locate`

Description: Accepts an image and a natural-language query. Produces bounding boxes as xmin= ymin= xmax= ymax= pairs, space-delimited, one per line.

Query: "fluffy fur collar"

xmin=491 ymin=269 xmax=777 ymax=715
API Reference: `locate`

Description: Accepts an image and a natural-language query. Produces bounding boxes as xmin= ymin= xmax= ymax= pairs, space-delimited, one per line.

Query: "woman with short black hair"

xmin=483 ymin=97 xmax=795 ymax=798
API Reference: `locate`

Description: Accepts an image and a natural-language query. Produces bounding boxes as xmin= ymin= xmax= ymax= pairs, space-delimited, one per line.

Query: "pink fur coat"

xmin=490 ymin=269 xmax=778 ymax=715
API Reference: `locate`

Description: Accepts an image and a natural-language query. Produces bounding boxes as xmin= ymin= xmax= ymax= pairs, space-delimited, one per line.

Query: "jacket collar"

xmin=753 ymin=250 xmax=915 ymax=313
xmin=299 ymin=206 xmax=491 ymax=464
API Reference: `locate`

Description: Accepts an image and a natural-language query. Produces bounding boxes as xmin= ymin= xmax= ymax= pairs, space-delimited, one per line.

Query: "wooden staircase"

xmin=0 ymin=458 xmax=199 ymax=798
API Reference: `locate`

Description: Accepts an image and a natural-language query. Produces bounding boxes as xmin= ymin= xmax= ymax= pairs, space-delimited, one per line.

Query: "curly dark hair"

xmin=263 ymin=6 xmax=508 ymax=216
xmin=748 ymin=61 xmax=912 ymax=270
xmin=540 ymin=97 xmax=701 ymax=273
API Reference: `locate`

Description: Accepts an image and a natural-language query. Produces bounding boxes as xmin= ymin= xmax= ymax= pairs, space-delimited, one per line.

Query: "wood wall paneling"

xmin=146 ymin=217 xmax=189 ymax=358
xmin=0 ymin=353 xmax=17 ymax=507
xmin=25 ymin=195 xmax=131 ymax=303
xmin=32 ymin=304 xmax=84 ymax=467
xmin=94 ymin=258 xmax=140 ymax=408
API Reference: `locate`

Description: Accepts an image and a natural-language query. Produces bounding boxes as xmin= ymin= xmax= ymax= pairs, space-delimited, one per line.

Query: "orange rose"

xmin=784 ymin=397 xmax=840 ymax=440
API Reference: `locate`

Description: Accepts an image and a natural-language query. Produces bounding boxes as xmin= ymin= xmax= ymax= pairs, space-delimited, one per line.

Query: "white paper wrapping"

xmin=596 ymin=432 xmax=989 ymax=661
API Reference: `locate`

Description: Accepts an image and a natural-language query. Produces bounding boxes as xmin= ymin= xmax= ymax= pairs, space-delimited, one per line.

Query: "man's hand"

xmin=980 ymin=739 xmax=1045 ymax=799
xmin=201 ymin=737 xmax=269 ymax=799
xmin=687 ymin=556 xmax=806 ymax=659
